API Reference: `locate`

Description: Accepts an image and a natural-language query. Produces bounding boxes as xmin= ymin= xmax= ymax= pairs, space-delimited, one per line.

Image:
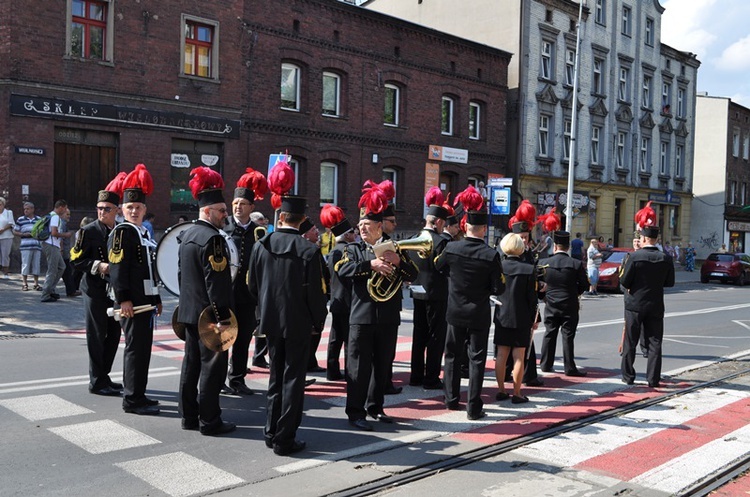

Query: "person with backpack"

xmin=40 ymin=200 xmax=70 ymax=303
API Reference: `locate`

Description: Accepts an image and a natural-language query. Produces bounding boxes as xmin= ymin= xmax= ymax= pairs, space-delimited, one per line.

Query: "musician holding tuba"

xmin=336 ymin=180 xmax=419 ymax=431
xmin=175 ymin=166 xmax=236 ymax=436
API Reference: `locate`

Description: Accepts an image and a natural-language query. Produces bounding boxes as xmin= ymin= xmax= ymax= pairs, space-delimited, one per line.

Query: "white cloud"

xmin=716 ymin=35 xmax=750 ymax=71
xmin=661 ymin=0 xmax=718 ymax=57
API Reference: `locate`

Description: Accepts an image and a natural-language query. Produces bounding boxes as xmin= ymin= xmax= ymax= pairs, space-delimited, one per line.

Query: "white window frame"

xmin=675 ymin=144 xmax=683 ymax=177
xmin=593 ymin=58 xmax=603 ymax=94
xmin=384 ymin=83 xmax=400 ymax=126
xmin=319 ymin=162 xmax=338 ymax=205
xmin=563 ymin=120 xmax=572 ymax=160
xmin=66 ymin=0 xmax=115 ymax=62
xmin=595 ymin=0 xmax=605 ymax=24
xmin=662 ymin=82 xmax=671 ymax=111
xmin=565 ymin=49 xmax=575 ymax=86
xmin=730 ymin=181 xmax=738 ymax=205
xmin=642 ymin=75 xmax=652 ymax=109
xmin=640 ymin=137 xmax=650 ymax=172
xmin=285 ymin=158 xmax=300 ymax=195
xmin=677 ymin=88 xmax=685 ymax=118
xmin=539 ymin=115 xmax=550 ymax=157
xmin=622 ymin=5 xmax=631 ymax=36
xmin=541 ymin=40 xmax=554 ymax=80
xmin=742 ymin=182 xmax=748 ymax=205
xmin=660 ymin=141 xmax=669 ymax=175
xmin=281 ymin=63 xmax=301 ymax=111
xmin=441 ymin=96 xmax=454 ymax=136
xmin=591 ymin=125 xmax=601 ymax=165
xmin=616 ymin=131 xmax=627 ymax=168
xmin=382 ymin=168 xmax=398 ymax=207
xmin=469 ymin=101 xmax=481 ymax=140
xmin=744 ymin=135 xmax=750 ymax=160
xmin=322 ymin=71 xmax=341 ymax=117
xmin=618 ymin=66 xmax=629 ymax=101
xmin=645 ymin=17 xmax=654 ymax=46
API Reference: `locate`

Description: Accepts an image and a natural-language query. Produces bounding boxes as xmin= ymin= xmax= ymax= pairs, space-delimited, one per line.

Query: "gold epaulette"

xmin=108 ymin=229 xmax=124 ymax=264
xmin=209 ymin=236 xmax=228 ymax=273
xmin=333 ymin=250 xmax=349 ymax=273
xmin=70 ymin=229 xmax=84 ymax=261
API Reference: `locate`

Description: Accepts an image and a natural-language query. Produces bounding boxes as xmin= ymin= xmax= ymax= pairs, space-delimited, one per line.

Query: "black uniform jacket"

xmin=108 ymin=222 xmax=161 ymax=307
xmin=223 ymin=216 xmax=261 ymax=304
xmin=410 ymin=228 xmax=449 ymax=301
xmin=71 ymin=219 xmax=113 ymax=298
xmin=494 ymin=257 xmax=538 ymax=331
xmin=434 ymin=236 xmax=505 ymax=330
xmin=177 ymin=220 xmax=234 ymax=326
xmin=620 ymin=246 xmax=675 ymax=315
xmin=248 ymin=227 xmax=328 ymax=338
xmin=537 ymin=252 xmax=588 ymax=311
xmin=336 ymin=239 xmax=419 ymax=326
xmin=327 ymin=241 xmax=351 ymax=314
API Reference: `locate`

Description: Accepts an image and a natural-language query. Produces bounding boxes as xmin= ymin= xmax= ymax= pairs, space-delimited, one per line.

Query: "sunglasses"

xmin=96 ymin=206 xmax=113 ymax=213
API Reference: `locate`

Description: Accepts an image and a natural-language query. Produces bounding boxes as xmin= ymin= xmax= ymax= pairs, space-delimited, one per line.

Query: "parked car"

xmin=596 ymin=247 xmax=634 ymax=292
xmin=700 ymin=253 xmax=750 ymax=285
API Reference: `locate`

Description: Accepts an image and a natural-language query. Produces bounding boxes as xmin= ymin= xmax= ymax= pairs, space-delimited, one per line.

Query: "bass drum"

xmin=155 ymin=221 xmax=239 ymax=297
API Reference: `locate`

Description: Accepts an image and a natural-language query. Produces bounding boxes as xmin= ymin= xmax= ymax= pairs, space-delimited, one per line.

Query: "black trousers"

xmin=444 ymin=324 xmax=489 ymax=417
xmin=308 ymin=328 xmax=323 ymax=369
xmin=228 ymin=296 xmax=256 ymax=386
xmin=411 ymin=299 xmax=447 ymax=386
xmin=265 ymin=330 xmax=310 ymax=448
xmin=346 ymin=323 xmax=398 ymax=420
xmin=179 ymin=324 xmax=228 ymax=428
xmin=622 ymin=308 xmax=664 ymax=385
xmin=84 ymin=293 xmax=121 ymax=391
xmin=326 ymin=311 xmax=349 ymax=373
xmin=539 ymin=306 xmax=580 ymax=374
xmin=121 ymin=311 xmax=154 ymax=409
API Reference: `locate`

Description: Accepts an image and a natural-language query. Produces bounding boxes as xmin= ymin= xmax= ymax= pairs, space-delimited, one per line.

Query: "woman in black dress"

xmin=494 ymin=233 xmax=539 ymax=403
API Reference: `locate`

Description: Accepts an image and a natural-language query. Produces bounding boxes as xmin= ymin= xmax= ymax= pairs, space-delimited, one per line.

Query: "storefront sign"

xmin=10 ymin=94 xmax=241 ymax=139
xmin=648 ymin=190 xmax=681 ymax=205
xmin=428 ymin=145 xmax=468 ymax=164
xmin=728 ymin=221 xmax=750 ymax=232
xmin=14 ymin=146 xmax=45 ymax=155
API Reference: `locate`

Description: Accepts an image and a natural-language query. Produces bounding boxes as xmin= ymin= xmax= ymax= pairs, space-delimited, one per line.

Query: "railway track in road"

xmin=329 ymin=358 xmax=750 ymax=497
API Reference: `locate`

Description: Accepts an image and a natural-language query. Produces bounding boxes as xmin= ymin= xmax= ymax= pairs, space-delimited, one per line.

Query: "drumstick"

xmin=107 ymin=304 xmax=157 ymax=321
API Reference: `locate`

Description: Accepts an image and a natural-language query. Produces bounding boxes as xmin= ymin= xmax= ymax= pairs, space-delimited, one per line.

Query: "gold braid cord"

xmin=333 ymin=250 xmax=349 ymax=273
xmin=108 ymin=229 xmax=124 ymax=264
xmin=208 ymin=237 xmax=227 ymax=273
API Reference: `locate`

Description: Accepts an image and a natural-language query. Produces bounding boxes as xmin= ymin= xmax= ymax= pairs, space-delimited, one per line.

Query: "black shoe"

xmin=495 ymin=392 xmax=510 ymax=401
xmin=181 ymin=418 xmax=199 ymax=431
xmin=41 ymin=296 xmax=58 ymax=303
xmin=252 ymin=358 xmax=269 ymax=369
xmin=221 ymin=383 xmax=235 ymax=395
xmin=384 ymin=385 xmax=403 ymax=395
xmin=368 ymin=410 xmax=394 ymax=423
xmin=144 ymin=397 xmax=160 ymax=406
xmin=108 ymin=381 xmax=123 ymax=391
xmin=123 ymin=405 xmax=160 ymax=416
xmin=648 ymin=382 xmax=660 ymax=388
xmin=408 ymin=378 xmax=423 ymax=387
xmin=467 ymin=410 xmax=486 ymax=420
xmin=264 ymin=437 xmax=274 ymax=449
xmin=304 ymin=378 xmax=317 ymax=387
xmin=200 ymin=421 xmax=236 ymax=436
xmin=67 ymin=290 xmax=82 ymax=297
xmin=228 ymin=383 xmax=255 ymax=395
xmin=446 ymin=402 xmax=461 ymax=411
xmin=51 ymin=292 xmax=61 ymax=299
xmin=307 ymin=365 xmax=325 ymax=373
xmin=90 ymin=386 xmax=121 ymax=397
xmin=326 ymin=370 xmax=343 ymax=381
xmin=423 ymin=381 xmax=444 ymax=390
xmin=566 ymin=369 xmax=588 ymax=377
xmin=540 ymin=367 xmax=554 ymax=373
xmin=511 ymin=395 xmax=529 ymax=404
xmin=524 ymin=378 xmax=544 ymax=387
xmin=622 ymin=378 xmax=635 ymax=385
xmin=273 ymin=439 xmax=306 ymax=456
xmin=349 ymin=418 xmax=374 ymax=431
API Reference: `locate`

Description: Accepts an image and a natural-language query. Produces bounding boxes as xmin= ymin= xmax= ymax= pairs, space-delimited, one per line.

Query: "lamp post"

xmin=565 ymin=0 xmax=585 ymax=233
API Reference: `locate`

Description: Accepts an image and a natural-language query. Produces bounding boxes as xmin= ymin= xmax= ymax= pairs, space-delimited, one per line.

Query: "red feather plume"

xmin=188 ymin=166 xmax=224 ymax=200
xmin=537 ymin=207 xmax=561 ymax=232
xmin=268 ymin=160 xmax=296 ymax=211
xmin=455 ymin=185 xmax=484 ymax=212
xmin=320 ymin=204 xmax=345 ymax=229
xmin=105 ymin=172 xmax=127 ymax=198
xmin=237 ymin=167 xmax=268 ymax=201
xmin=442 ymin=193 xmax=455 ymax=217
xmin=123 ymin=164 xmax=154 ymax=196
xmin=634 ymin=201 xmax=657 ymax=229
xmin=358 ymin=180 xmax=388 ymax=215
xmin=514 ymin=199 xmax=537 ymax=225
xmin=425 ymin=186 xmax=444 ymax=207
xmin=378 ymin=180 xmax=395 ymax=202
xmin=507 ymin=215 xmax=518 ymax=230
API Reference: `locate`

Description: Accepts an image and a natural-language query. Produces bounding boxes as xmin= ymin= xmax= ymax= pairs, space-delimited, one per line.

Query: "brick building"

xmin=0 ymin=0 xmax=510 ymax=234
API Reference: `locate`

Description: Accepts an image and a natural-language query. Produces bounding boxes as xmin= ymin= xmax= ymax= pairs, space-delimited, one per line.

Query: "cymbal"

xmin=171 ymin=306 xmax=186 ymax=341
xmin=198 ymin=307 xmax=238 ymax=352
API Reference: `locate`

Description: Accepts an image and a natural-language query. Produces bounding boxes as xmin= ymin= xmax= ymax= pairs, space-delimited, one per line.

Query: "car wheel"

xmin=700 ymin=275 xmax=709 ymax=284
xmin=737 ymin=273 xmax=746 ymax=287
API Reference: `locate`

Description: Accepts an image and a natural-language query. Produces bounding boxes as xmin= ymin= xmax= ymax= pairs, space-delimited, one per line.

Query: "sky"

xmin=660 ymin=0 xmax=750 ymax=107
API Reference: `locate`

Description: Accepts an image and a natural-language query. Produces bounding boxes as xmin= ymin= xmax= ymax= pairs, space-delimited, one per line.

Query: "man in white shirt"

xmin=41 ymin=199 xmax=71 ymax=302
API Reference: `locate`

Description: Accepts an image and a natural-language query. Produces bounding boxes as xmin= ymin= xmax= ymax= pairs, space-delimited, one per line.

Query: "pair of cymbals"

xmin=171 ymin=306 xmax=238 ymax=353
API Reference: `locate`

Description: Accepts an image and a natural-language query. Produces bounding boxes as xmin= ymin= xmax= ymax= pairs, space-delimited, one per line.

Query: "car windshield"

xmin=603 ymin=251 xmax=628 ymax=263
xmin=707 ymin=254 xmax=735 ymax=263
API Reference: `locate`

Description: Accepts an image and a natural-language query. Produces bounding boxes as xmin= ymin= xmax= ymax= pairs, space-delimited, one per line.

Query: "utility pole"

xmin=565 ymin=0 xmax=585 ymax=232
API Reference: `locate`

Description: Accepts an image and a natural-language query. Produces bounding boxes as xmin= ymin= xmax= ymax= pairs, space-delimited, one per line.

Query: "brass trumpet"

xmin=367 ymin=230 xmax=432 ymax=302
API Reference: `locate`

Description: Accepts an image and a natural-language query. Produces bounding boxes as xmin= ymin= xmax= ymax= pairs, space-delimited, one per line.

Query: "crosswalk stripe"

xmin=0 ymin=393 xmax=93 ymax=420
xmin=49 ymin=419 xmax=160 ymax=454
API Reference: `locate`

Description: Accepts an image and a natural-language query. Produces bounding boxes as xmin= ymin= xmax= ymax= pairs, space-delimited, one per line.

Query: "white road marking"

xmin=115 ymin=452 xmax=244 ymax=497
xmin=0 ymin=394 xmax=93 ymax=420
xmin=0 ymin=368 xmax=180 ymax=395
xmin=577 ymin=302 xmax=750 ymax=330
xmin=49 ymin=419 xmax=160 ymax=454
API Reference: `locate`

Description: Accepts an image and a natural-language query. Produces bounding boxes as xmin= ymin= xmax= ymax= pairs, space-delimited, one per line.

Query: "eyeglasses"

xmin=96 ymin=206 xmax=113 ymax=213
xmin=210 ymin=207 xmax=228 ymax=214
xmin=384 ymin=218 xmax=396 ymax=224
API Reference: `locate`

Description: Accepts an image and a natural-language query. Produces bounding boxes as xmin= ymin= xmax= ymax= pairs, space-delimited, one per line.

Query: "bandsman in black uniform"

xmin=248 ymin=162 xmax=328 ymax=456
xmin=222 ymin=167 xmax=267 ymax=396
xmin=435 ymin=185 xmax=505 ymax=420
xmin=108 ymin=164 xmax=162 ymax=415
xmin=71 ymin=173 xmax=126 ymax=396
xmin=620 ymin=224 xmax=675 ymax=387
xmin=537 ymin=227 xmax=589 ymax=377
xmin=380 ymin=191 xmax=404 ymax=396
xmin=337 ymin=180 xmax=419 ymax=431
xmin=320 ymin=205 xmax=355 ymax=381
xmin=409 ymin=187 xmax=449 ymax=390
xmin=176 ymin=166 xmax=237 ymax=435
xmin=299 ymin=217 xmax=329 ymax=374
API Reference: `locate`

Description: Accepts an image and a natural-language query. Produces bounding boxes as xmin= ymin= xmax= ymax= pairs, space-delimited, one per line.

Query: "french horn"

xmin=367 ymin=230 xmax=432 ymax=302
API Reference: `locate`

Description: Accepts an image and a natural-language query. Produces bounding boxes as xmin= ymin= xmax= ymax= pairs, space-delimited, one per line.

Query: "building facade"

xmin=692 ymin=95 xmax=750 ymax=259
xmin=0 ymin=0 xmax=510 ymax=233
xmin=365 ymin=0 xmax=700 ymax=247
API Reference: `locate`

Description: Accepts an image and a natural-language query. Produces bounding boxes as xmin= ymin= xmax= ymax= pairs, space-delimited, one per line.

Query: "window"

xmin=622 ymin=6 xmax=632 ymax=36
xmin=595 ymin=0 xmax=605 ymax=24
xmin=320 ymin=162 xmax=338 ymax=205
xmin=616 ymin=131 xmax=627 ymax=168
xmin=563 ymin=120 xmax=572 ymax=160
xmin=183 ymin=19 xmax=215 ymax=78
xmin=660 ymin=141 xmax=669 ymax=175
xmin=640 ymin=137 xmax=650 ymax=172
xmin=384 ymin=84 xmax=400 ymax=126
xmin=70 ymin=0 xmax=107 ymax=60
xmin=469 ymin=101 xmax=481 ymax=140
xmin=286 ymin=158 xmax=300 ymax=195
xmin=677 ymin=88 xmax=685 ymax=118
xmin=729 ymin=181 xmax=738 ymax=205
xmin=642 ymin=75 xmax=652 ymax=109
xmin=538 ymin=115 xmax=551 ymax=157
xmin=541 ymin=40 xmax=554 ymax=80
xmin=171 ymin=139 xmax=223 ymax=212
xmin=733 ymin=129 xmax=740 ymax=157
xmin=322 ymin=72 xmax=341 ymax=117
xmin=744 ymin=135 xmax=750 ymax=160
xmin=591 ymin=125 xmax=601 ymax=164
xmin=675 ymin=145 xmax=683 ymax=177
xmin=645 ymin=18 xmax=655 ymax=46
xmin=441 ymin=96 xmax=454 ymax=135
xmin=742 ymin=183 xmax=748 ymax=205
xmin=281 ymin=63 xmax=301 ymax=111
xmin=662 ymin=82 xmax=672 ymax=112
xmin=618 ymin=66 xmax=630 ymax=102
xmin=593 ymin=58 xmax=604 ymax=94
xmin=565 ymin=49 xmax=575 ymax=86
xmin=382 ymin=168 xmax=398 ymax=207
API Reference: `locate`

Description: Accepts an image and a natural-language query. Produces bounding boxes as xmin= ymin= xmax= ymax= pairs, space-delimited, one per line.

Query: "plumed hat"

xmin=509 ymin=199 xmax=537 ymax=234
xmin=320 ymin=204 xmax=352 ymax=237
xmin=455 ymin=185 xmax=486 ymax=230
xmin=635 ymin=201 xmax=657 ymax=230
xmin=98 ymin=172 xmax=127 ymax=205
xmin=235 ymin=167 xmax=268 ymax=202
xmin=268 ymin=159 xmax=297 ymax=211
xmin=189 ymin=166 xmax=225 ymax=207
xmin=358 ymin=180 xmax=389 ymax=221
xmin=122 ymin=164 xmax=154 ymax=204
xmin=425 ymin=186 xmax=449 ymax=220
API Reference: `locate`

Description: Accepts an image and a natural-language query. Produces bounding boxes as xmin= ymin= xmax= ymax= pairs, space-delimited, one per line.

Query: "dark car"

xmin=700 ymin=253 xmax=750 ymax=285
xmin=596 ymin=247 xmax=634 ymax=292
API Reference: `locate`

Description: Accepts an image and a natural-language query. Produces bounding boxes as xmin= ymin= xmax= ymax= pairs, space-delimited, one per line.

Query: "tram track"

xmin=328 ymin=359 xmax=750 ymax=497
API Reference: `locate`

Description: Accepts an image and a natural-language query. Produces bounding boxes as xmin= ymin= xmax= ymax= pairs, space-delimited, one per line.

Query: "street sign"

xmin=491 ymin=187 xmax=511 ymax=215
xmin=268 ymin=153 xmax=291 ymax=175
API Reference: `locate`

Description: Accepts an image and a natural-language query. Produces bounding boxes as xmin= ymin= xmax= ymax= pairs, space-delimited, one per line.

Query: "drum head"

xmin=155 ymin=222 xmax=193 ymax=297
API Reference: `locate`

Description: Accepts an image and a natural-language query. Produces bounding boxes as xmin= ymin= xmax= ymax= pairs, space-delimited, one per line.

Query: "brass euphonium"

xmin=367 ymin=230 xmax=433 ymax=302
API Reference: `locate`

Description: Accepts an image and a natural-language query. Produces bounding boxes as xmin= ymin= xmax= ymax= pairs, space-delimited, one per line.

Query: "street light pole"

xmin=565 ymin=0 xmax=585 ymax=233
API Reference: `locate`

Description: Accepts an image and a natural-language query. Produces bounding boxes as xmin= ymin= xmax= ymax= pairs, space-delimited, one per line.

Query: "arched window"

xmin=384 ymin=84 xmax=400 ymax=126
xmin=383 ymin=167 xmax=398 ymax=207
xmin=281 ymin=63 xmax=301 ymax=111
xmin=320 ymin=162 xmax=338 ymax=205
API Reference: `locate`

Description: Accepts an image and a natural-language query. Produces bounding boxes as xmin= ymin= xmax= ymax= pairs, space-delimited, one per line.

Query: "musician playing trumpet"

xmin=336 ymin=180 xmax=418 ymax=431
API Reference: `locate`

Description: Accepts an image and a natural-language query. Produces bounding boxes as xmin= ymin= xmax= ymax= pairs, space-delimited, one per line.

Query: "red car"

xmin=700 ymin=253 xmax=750 ymax=286
xmin=596 ymin=248 xmax=634 ymax=292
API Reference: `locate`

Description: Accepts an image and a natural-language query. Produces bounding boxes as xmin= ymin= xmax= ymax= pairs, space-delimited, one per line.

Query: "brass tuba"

xmin=367 ymin=230 xmax=433 ymax=302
